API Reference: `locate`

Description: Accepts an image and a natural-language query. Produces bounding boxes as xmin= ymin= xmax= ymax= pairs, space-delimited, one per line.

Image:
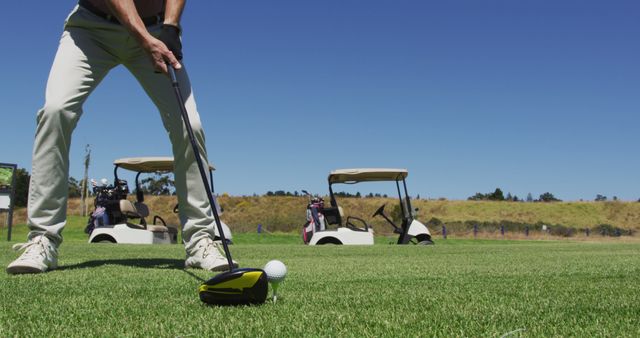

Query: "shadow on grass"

xmin=58 ymin=259 xmax=211 ymax=283
xmin=58 ymin=258 xmax=184 ymax=271
xmin=182 ymin=268 xmax=206 ymax=282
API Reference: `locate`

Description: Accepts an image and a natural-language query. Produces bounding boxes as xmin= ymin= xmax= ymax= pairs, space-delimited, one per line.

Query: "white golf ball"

xmin=263 ymin=260 xmax=287 ymax=283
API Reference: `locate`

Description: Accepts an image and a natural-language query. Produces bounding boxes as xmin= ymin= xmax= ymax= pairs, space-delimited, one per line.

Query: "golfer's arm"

xmin=104 ymin=0 xmax=154 ymax=43
xmin=163 ymin=0 xmax=185 ymax=28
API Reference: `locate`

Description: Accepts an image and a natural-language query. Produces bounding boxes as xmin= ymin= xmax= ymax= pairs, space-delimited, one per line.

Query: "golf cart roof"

xmin=328 ymin=168 xmax=408 ymax=184
xmin=113 ymin=157 xmax=215 ymax=173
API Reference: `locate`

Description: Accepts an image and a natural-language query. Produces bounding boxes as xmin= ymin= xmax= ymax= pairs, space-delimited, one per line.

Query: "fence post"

xmin=257 ymin=224 xmax=262 ymax=234
xmin=525 ymin=225 xmax=529 ymax=238
xmin=473 ymin=223 xmax=478 ymax=239
xmin=442 ymin=225 xmax=447 ymax=239
xmin=585 ymin=228 xmax=590 ymax=237
xmin=500 ymin=224 xmax=505 ymax=238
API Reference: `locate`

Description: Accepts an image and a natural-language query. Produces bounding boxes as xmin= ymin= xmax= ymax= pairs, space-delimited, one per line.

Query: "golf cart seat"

xmin=133 ymin=202 xmax=150 ymax=219
xmin=120 ymin=200 xmax=143 ymax=219
xmin=134 ymin=201 xmax=178 ymax=240
xmin=119 ymin=200 xmax=146 ymax=230
xmin=119 ymin=200 xmax=171 ymax=233
xmin=322 ymin=206 xmax=343 ymax=226
xmin=336 ymin=205 xmax=369 ymax=232
xmin=323 ymin=205 xmax=367 ymax=230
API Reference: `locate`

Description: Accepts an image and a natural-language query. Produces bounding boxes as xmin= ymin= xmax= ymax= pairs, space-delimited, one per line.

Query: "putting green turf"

xmin=1 ymin=228 xmax=639 ymax=337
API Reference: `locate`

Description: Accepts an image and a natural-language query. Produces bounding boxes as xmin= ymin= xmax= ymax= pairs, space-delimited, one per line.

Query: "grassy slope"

xmin=7 ymin=197 xmax=640 ymax=237
xmin=1 ymin=234 xmax=639 ymax=337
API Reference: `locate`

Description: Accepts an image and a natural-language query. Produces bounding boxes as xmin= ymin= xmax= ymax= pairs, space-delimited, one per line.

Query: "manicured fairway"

xmin=1 ymin=231 xmax=639 ymax=337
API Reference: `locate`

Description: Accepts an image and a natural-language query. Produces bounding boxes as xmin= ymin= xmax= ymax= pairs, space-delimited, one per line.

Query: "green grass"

xmin=2 ymin=224 xmax=639 ymax=336
xmin=0 ymin=216 xmax=640 ymax=337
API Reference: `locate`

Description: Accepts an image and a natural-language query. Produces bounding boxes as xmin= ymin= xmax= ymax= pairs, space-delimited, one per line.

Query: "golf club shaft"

xmin=168 ymin=65 xmax=234 ymax=270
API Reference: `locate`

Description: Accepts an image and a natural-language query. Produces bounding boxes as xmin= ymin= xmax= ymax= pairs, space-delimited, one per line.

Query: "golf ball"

xmin=263 ymin=260 xmax=287 ymax=283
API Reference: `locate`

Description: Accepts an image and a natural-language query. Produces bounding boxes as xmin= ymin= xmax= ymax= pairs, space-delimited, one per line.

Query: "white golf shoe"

xmin=185 ymin=236 xmax=238 ymax=271
xmin=6 ymin=235 xmax=58 ymax=274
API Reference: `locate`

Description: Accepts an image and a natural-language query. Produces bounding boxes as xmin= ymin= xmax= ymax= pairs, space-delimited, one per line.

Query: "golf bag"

xmin=302 ymin=197 xmax=325 ymax=244
xmin=84 ymin=179 xmax=130 ymax=234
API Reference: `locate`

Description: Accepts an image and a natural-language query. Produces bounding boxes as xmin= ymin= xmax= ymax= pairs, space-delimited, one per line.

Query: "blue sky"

xmin=1 ymin=1 xmax=638 ymax=201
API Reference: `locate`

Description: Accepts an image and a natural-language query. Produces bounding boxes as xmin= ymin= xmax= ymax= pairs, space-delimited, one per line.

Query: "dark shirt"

xmin=84 ymin=0 xmax=164 ymax=17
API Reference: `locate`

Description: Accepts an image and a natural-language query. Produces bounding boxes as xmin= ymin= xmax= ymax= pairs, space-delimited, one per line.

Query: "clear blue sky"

xmin=1 ymin=1 xmax=638 ymax=201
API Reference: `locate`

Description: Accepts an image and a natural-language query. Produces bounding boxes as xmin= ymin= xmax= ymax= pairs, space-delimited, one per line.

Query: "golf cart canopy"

xmin=328 ymin=168 xmax=408 ymax=184
xmin=113 ymin=157 xmax=215 ymax=173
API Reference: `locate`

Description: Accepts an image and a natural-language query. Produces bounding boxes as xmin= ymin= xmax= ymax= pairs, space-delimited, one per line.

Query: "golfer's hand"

xmin=158 ymin=24 xmax=182 ymax=60
xmin=143 ymin=36 xmax=182 ymax=74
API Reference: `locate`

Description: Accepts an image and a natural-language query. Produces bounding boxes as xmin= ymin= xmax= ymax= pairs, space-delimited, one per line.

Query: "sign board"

xmin=0 ymin=163 xmax=17 ymax=241
xmin=0 ymin=194 xmax=10 ymax=209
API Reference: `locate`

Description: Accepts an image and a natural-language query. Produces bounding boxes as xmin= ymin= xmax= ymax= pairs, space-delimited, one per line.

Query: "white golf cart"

xmin=87 ymin=157 xmax=232 ymax=244
xmin=305 ymin=168 xmax=433 ymax=245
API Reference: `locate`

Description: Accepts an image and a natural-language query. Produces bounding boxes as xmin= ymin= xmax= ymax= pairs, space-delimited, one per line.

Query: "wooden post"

xmin=80 ymin=145 xmax=91 ymax=217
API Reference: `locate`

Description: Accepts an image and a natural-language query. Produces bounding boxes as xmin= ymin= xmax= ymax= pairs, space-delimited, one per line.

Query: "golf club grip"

xmin=168 ymin=64 xmax=234 ymax=270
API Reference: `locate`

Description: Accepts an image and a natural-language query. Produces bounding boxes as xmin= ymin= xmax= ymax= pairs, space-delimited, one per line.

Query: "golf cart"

xmin=87 ymin=157 xmax=232 ymax=244
xmin=304 ymin=168 xmax=433 ymax=245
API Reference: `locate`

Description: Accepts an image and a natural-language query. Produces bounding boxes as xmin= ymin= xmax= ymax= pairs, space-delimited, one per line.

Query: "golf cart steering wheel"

xmin=372 ymin=203 xmax=387 ymax=218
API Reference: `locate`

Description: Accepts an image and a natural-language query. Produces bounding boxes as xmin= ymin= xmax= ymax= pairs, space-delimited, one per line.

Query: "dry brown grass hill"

xmin=10 ymin=196 xmax=640 ymax=238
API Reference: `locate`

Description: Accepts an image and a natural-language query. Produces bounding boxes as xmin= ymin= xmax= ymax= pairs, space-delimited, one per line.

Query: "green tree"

xmin=488 ymin=188 xmax=505 ymax=201
xmin=469 ymin=188 xmax=505 ymax=201
xmin=539 ymin=192 xmax=561 ymax=202
xmin=68 ymin=177 xmax=82 ymax=198
xmin=595 ymin=194 xmax=607 ymax=202
xmin=468 ymin=192 xmax=487 ymax=201
xmin=140 ymin=174 xmax=174 ymax=195
xmin=13 ymin=168 xmax=30 ymax=207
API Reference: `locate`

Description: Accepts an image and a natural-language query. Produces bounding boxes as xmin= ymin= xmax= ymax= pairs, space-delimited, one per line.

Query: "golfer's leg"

xmin=28 ymin=19 xmax=116 ymax=246
xmin=125 ymin=60 xmax=215 ymax=248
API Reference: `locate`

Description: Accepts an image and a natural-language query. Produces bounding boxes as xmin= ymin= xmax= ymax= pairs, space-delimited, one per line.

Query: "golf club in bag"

xmin=168 ymin=65 xmax=267 ymax=306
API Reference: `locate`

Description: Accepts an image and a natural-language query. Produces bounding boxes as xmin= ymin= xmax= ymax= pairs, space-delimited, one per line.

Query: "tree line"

xmin=265 ymin=190 xmax=390 ymax=198
xmin=9 ymin=170 xmax=176 ymax=207
xmin=467 ymin=188 xmax=562 ymax=202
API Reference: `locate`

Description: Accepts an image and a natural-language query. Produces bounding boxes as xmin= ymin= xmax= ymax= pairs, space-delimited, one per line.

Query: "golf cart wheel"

xmin=415 ymin=234 xmax=434 ymax=245
xmin=316 ymin=237 xmax=342 ymax=245
xmin=91 ymin=234 xmax=117 ymax=243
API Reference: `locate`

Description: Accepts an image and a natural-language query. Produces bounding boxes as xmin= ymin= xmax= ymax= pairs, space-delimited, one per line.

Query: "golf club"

xmin=167 ymin=64 xmax=268 ymax=306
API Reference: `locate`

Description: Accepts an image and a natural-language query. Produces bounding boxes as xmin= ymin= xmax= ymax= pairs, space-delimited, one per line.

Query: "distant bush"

xmin=593 ymin=224 xmax=634 ymax=237
xmin=468 ymin=188 xmax=505 ymax=201
xmin=422 ymin=219 xmax=636 ymax=238
xmin=595 ymin=194 xmax=607 ymax=202
xmin=334 ymin=191 xmax=361 ymax=198
xmin=538 ymin=192 xmax=561 ymax=202
xmin=547 ymin=224 xmax=576 ymax=237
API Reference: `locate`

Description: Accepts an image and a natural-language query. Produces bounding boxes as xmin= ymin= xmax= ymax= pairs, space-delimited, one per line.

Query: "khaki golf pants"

xmin=28 ymin=5 xmax=218 ymax=250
